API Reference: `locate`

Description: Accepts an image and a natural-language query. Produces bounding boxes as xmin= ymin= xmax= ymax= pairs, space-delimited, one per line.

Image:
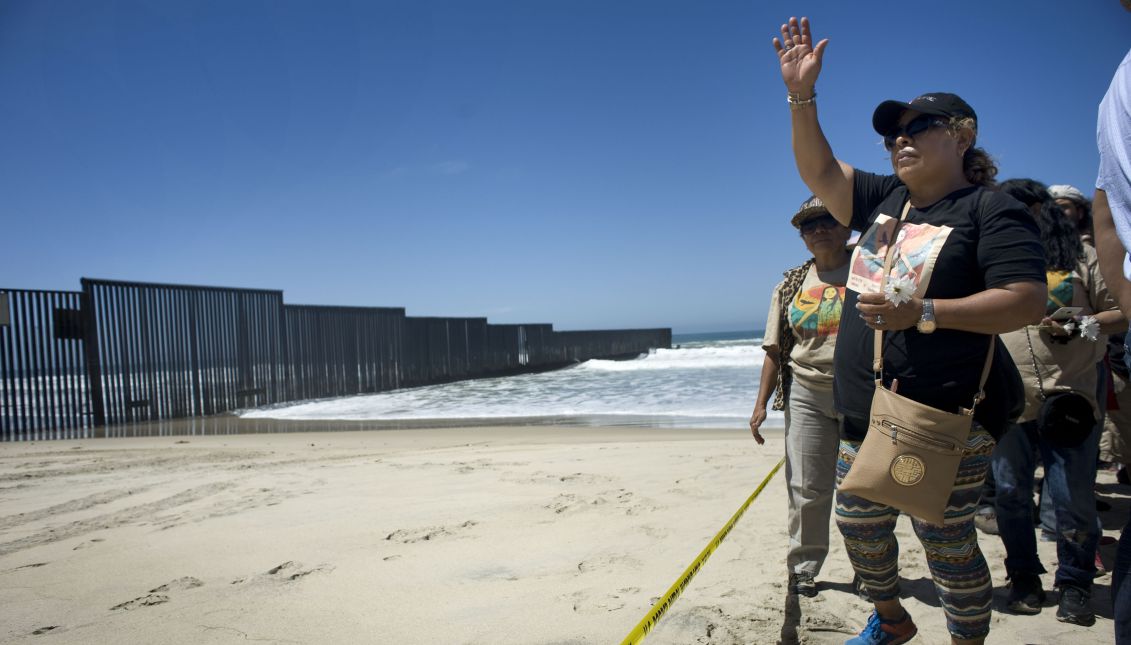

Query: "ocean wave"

xmin=240 ymin=337 xmax=769 ymax=424
xmin=578 ymin=344 xmax=762 ymax=371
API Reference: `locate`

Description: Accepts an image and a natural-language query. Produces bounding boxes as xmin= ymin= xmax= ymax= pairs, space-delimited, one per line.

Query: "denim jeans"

xmin=1120 ymin=339 xmax=1131 ymax=644
xmin=1038 ymin=360 xmax=1109 ymax=536
xmin=993 ymin=420 xmax=1100 ymax=589
xmin=1116 ymin=515 xmax=1131 ymax=645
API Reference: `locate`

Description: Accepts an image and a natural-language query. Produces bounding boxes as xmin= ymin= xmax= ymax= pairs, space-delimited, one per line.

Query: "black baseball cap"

xmin=872 ymin=92 xmax=977 ymax=136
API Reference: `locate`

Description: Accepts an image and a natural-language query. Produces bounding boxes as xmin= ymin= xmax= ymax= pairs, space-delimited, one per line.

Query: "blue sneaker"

xmin=845 ymin=610 xmax=917 ymax=645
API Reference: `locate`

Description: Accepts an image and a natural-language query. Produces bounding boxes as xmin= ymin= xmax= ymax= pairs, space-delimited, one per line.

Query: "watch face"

xmin=918 ymin=320 xmax=937 ymax=333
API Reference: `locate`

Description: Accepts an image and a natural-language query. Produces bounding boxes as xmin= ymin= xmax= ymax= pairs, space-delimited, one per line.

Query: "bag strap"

xmin=1024 ymin=326 xmax=1049 ymax=402
xmin=871 ymin=201 xmax=912 ymax=374
xmin=871 ymin=200 xmax=994 ymax=410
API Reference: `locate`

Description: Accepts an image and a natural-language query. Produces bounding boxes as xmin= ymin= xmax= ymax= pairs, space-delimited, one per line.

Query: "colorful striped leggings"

xmin=835 ymin=427 xmax=995 ymax=640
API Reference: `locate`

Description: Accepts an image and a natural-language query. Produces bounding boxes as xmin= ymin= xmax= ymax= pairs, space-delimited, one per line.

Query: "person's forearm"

xmin=755 ymin=351 xmax=781 ymax=410
xmin=1092 ymin=188 xmax=1131 ymax=319
xmin=790 ymin=103 xmax=836 ymax=194
xmin=932 ymin=282 xmax=1046 ymax=334
xmin=1095 ymin=309 xmax=1127 ymax=335
xmin=790 ymin=103 xmax=853 ymax=224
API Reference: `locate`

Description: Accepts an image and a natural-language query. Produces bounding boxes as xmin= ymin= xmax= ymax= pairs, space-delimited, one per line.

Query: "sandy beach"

xmin=0 ymin=421 xmax=1125 ymax=644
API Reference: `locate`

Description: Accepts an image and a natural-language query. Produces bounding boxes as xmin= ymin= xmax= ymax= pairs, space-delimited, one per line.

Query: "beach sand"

xmin=0 ymin=420 xmax=1124 ymax=644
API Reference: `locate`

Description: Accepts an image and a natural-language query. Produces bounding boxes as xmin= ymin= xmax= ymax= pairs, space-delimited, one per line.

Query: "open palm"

xmin=773 ymin=17 xmax=828 ymax=94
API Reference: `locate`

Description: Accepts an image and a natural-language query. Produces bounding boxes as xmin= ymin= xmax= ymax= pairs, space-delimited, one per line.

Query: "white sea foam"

xmin=579 ymin=344 xmax=759 ymax=371
xmin=240 ymin=338 xmax=781 ymax=428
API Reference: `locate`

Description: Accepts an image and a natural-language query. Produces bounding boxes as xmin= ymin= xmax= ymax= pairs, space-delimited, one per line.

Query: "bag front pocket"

xmin=875 ymin=419 xmax=960 ymax=453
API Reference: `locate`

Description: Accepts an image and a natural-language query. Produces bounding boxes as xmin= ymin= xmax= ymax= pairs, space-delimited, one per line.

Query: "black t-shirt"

xmin=835 ymin=172 xmax=1046 ymax=440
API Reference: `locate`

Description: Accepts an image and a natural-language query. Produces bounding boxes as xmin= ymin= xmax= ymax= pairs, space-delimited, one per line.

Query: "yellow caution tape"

xmin=619 ymin=455 xmax=786 ymax=645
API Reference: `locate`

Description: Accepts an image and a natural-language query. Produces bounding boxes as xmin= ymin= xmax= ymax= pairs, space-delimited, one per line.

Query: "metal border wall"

xmin=82 ymin=279 xmax=287 ymax=432
xmin=0 ymin=278 xmax=672 ymax=440
xmin=283 ymin=304 xmax=405 ymax=401
xmin=0 ymin=289 xmax=90 ymax=440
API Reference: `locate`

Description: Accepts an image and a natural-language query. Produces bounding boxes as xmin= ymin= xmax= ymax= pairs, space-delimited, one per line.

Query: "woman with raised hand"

xmin=773 ymin=16 xmax=1047 ymax=645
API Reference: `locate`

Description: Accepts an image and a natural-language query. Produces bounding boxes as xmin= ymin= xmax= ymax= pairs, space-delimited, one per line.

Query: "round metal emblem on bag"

xmin=890 ymin=454 xmax=926 ymax=486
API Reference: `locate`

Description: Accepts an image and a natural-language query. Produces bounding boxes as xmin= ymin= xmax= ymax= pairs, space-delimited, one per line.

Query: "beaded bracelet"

xmin=787 ymin=90 xmax=817 ymax=110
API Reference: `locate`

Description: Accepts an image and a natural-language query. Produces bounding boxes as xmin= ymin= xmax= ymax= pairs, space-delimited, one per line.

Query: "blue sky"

xmin=2 ymin=1 xmax=1128 ymax=333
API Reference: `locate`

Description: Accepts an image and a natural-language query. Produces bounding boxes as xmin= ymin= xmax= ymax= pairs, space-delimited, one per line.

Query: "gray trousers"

xmin=783 ymin=380 xmax=840 ymax=575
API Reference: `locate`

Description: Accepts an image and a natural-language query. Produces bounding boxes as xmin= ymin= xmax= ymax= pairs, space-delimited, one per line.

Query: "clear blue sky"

xmin=2 ymin=1 xmax=1128 ymax=333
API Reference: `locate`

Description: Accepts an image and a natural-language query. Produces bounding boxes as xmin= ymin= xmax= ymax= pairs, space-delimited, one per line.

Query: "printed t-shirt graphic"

xmin=791 ymin=282 xmax=845 ymax=339
xmin=846 ymin=213 xmax=953 ymax=296
xmin=1046 ymin=270 xmax=1075 ymax=313
xmin=764 ymin=262 xmax=849 ymax=391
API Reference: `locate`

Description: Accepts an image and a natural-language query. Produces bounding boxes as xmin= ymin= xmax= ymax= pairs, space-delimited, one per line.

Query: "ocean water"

xmin=239 ymin=331 xmax=784 ymax=429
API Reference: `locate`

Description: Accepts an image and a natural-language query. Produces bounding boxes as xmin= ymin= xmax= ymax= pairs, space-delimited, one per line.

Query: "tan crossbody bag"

xmin=838 ymin=202 xmax=993 ymax=524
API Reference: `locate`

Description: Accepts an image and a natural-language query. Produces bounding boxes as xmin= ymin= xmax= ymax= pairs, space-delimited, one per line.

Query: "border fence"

xmin=0 ymin=279 xmax=670 ymax=441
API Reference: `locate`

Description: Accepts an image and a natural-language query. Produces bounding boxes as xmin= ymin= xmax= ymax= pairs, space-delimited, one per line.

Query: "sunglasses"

xmin=799 ymin=214 xmax=840 ymax=235
xmin=882 ymin=115 xmax=949 ymax=151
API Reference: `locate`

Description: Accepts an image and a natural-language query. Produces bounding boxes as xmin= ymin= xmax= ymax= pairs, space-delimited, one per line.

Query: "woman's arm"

xmin=775 ymin=17 xmax=854 ymax=225
xmin=749 ymin=347 xmax=781 ymax=445
xmin=1092 ymin=188 xmax=1131 ymax=319
xmin=855 ymin=281 xmax=1046 ymax=335
xmin=1095 ymin=309 xmax=1127 ymax=335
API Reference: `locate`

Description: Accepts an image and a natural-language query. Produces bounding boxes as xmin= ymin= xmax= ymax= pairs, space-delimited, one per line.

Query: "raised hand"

xmin=772 ymin=17 xmax=828 ymax=96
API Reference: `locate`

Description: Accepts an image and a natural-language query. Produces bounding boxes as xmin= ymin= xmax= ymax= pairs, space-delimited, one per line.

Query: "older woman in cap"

xmin=773 ymin=17 xmax=1047 ymax=645
xmin=750 ymin=195 xmax=851 ymax=598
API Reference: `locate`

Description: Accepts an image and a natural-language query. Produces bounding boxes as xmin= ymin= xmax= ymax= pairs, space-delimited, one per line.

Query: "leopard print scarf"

xmin=771 ymin=259 xmax=814 ymax=411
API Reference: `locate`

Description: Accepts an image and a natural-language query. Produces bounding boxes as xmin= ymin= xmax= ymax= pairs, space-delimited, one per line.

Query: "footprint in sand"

xmin=545 ymin=493 xmax=582 ymax=514
xmin=545 ymin=490 xmax=659 ymax=516
xmin=110 ymin=594 xmax=169 ymax=611
xmin=13 ymin=562 xmax=48 ymax=571
xmin=558 ymin=472 xmax=614 ymax=485
xmin=73 ymin=538 xmax=105 ymax=550
xmin=266 ymin=561 xmax=334 ymax=581
xmin=505 ymin=470 xmax=613 ymax=486
xmin=800 ymin=611 xmax=855 ymax=635
xmin=385 ymin=520 xmax=478 ymax=544
xmin=110 ymin=577 xmax=204 ymax=611
xmin=149 ymin=576 xmax=203 ymax=593
xmin=230 ymin=560 xmax=334 ymax=585
xmin=599 ymin=488 xmax=663 ymax=516
xmin=576 ymin=553 xmax=643 ymax=574
xmin=564 ymin=587 xmax=640 ymax=614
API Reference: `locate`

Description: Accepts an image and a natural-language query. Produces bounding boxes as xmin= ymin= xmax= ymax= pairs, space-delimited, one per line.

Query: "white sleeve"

xmin=1097 ymin=49 xmax=1131 ymax=279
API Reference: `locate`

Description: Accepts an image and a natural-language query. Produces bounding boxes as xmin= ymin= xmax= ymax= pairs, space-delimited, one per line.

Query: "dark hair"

xmin=1036 ymin=198 xmax=1084 ymax=271
xmin=962 ymin=147 xmax=998 ymax=187
xmin=948 ymin=116 xmax=997 ymax=187
xmin=999 ymin=177 xmax=1081 ymax=270
xmin=1068 ymin=199 xmax=1093 ymax=238
xmin=998 ymin=178 xmax=1050 ymax=208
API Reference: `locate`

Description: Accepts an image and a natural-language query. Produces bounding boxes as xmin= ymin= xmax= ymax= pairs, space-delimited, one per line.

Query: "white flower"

xmin=1078 ymin=315 xmax=1100 ymax=342
xmin=1061 ymin=321 xmax=1077 ymax=335
xmin=883 ymin=273 xmax=917 ymax=306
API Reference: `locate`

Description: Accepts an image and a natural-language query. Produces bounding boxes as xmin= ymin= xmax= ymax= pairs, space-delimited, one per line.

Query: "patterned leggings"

xmin=835 ymin=427 xmax=995 ymax=640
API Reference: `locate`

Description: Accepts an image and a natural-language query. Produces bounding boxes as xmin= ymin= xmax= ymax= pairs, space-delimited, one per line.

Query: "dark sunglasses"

xmin=882 ymin=115 xmax=949 ymax=151
xmin=799 ymin=214 xmax=839 ymax=235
